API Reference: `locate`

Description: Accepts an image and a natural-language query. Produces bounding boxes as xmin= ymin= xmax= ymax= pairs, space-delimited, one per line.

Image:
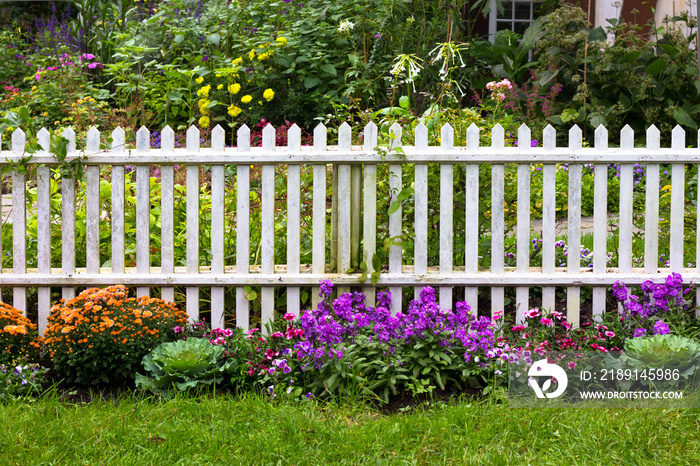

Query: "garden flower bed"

xmin=3 ymin=272 xmax=699 ymax=409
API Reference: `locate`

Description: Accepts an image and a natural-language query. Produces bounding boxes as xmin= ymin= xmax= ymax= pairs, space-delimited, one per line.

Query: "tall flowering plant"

xmin=295 ymin=281 xmax=505 ymax=402
xmin=610 ymin=273 xmax=699 ymax=341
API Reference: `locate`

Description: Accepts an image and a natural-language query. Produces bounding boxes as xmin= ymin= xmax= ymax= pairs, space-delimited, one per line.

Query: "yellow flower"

xmin=263 ymin=88 xmax=274 ymax=101
xmin=31 ymin=85 xmax=37 ymax=91
xmin=198 ymin=98 xmax=211 ymax=114
xmin=199 ymin=116 xmax=210 ymax=128
xmin=42 ymin=111 xmax=48 ymax=116
xmin=233 ymin=57 xmax=243 ymax=64
xmin=248 ymin=49 xmax=255 ymax=60
xmin=276 ymin=37 xmax=287 ymax=45
xmin=228 ymin=104 xmax=242 ymax=117
xmin=241 ymin=95 xmax=252 ymax=104
xmin=195 ymin=76 xmax=204 ymax=84
xmin=217 ymin=84 xmax=223 ymax=90
xmin=258 ymin=52 xmax=269 ymax=60
xmin=197 ymin=84 xmax=211 ymax=97
xmin=228 ymin=83 xmax=241 ymax=94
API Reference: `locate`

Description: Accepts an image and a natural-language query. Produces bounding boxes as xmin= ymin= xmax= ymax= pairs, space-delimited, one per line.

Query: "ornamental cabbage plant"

xmin=135 ymin=338 xmax=233 ymax=397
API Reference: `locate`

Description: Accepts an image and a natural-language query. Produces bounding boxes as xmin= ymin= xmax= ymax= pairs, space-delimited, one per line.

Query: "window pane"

xmin=497 ymin=21 xmax=513 ymax=32
xmin=514 ymin=2 xmax=532 ymax=20
xmin=497 ymin=1 xmax=514 ymax=20
xmin=513 ymin=20 xmax=530 ymax=35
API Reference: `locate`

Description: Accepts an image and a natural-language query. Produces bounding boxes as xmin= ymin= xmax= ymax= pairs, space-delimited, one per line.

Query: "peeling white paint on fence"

xmin=2 ymin=122 xmax=700 ymax=334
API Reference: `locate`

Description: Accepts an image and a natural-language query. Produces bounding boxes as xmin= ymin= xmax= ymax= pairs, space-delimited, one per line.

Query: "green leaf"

xmin=207 ymin=33 xmax=221 ymax=45
xmin=303 ymin=76 xmax=322 ymax=89
xmin=588 ymin=27 xmax=607 ymax=42
xmin=397 ymin=187 xmax=414 ymax=202
xmin=673 ymin=107 xmax=698 ymax=129
xmin=658 ymin=43 xmax=680 ymax=58
xmin=174 ymin=34 xmax=185 ymax=44
xmin=646 ymin=58 xmax=668 ymax=76
xmin=622 ymin=50 xmax=641 ymax=63
xmin=167 ymin=91 xmax=183 ymax=101
xmin=244 ymin=286 xmax=258 ymax=301
xmin=388 ymin=200 xmax=401 ymax=215
xmin=320 ymin=64 xmax=337 ymax=76
xmin=399 ymin=95 xmax=410 ymax=110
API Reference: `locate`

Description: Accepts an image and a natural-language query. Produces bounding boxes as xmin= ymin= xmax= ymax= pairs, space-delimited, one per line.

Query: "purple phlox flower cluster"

xmin=296 ymin=284 xmax=499 ymax=369
xmin=614 ymin=273 xmax=688 ymax=319
xmin=633 ymin=328 xmax=647 ymax=338
xmin=653 ymin=320 xmax=670 ymax=335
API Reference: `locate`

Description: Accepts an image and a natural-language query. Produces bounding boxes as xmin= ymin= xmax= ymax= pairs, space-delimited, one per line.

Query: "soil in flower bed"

xmin=377 ymin=387 xmax=486 ymax=415
xmin=41 ymin=370 xmax=138 ymax=404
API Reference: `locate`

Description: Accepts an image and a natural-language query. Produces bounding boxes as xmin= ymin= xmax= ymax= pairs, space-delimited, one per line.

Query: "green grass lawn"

xmin=1 ymin=390 xmax=699 ymax=465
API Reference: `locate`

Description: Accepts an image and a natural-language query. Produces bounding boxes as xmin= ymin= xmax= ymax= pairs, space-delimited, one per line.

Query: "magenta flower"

xmin=540 ymin=318 xmax=553 ymax=326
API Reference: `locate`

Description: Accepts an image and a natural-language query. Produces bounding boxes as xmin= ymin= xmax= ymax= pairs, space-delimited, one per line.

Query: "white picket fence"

xmin=1 ymin=121 xmax=698 ymax=334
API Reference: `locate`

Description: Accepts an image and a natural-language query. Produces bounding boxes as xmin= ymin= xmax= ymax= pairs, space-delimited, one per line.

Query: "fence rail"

xmin=2 ymin=121 xmax=699 ymax=334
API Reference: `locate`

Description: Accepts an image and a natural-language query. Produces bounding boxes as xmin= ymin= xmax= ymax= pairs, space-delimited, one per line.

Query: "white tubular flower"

xmin=337 ymin=20 xmax=355 ymax=33
xmin=390 ymin=53 xmax=423 ymax=91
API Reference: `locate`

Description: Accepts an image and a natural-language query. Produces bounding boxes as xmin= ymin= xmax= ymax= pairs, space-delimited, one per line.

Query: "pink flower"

xmin=567 ymin=361 xmax=577 ymax=369
xmin=604 ymin=330 xmax=615 ymax=338
xmin=173 ymin=326 xmax=184 ymax=333
xmin=271 ymin=332 xmax=283 ymax=338
xmin=525 ymin=309 xmax=540 ymax=318
xmin=540 ymin=318 xmax=554 ymax=326
xmin=283 ymin=313 xmax=296 ymax=321
xmin=80 ymin=53 xmax=95 ymax=60
xmin=511 ymin=325 xmax=525 ymax=332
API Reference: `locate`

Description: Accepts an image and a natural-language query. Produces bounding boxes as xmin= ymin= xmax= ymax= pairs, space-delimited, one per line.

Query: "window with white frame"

xmin=488 ymin=0 xmax=536 ymax=41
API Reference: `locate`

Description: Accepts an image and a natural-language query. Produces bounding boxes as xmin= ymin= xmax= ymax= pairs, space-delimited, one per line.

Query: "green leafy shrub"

xmin=0 ymin=302 xmax=42 ymax=365
xmin=135 ymin=337 xmax=232 ymax=396
xmin=533 ymin=4 xmax=700 ymax=144
xmin=43 ymin=285 xmax=188 ymax=386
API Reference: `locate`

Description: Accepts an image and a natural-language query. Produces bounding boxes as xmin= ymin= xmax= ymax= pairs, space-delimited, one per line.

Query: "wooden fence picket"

xmin=12 ymin=128 xmax=26 ymax=314
xmin=593 ymin=125 xmax=609 ymax=320
xmin=210 ymin=125 xmax=226 ymax=328
xmin=236 ymin=125 xmax=251 ymax=330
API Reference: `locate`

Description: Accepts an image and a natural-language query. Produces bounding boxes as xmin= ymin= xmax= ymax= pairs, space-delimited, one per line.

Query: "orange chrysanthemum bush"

xmin=0 ymin=302 xmax=41 ymax=365
xmin=44 ymin=286 xmax=188 ymax=386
